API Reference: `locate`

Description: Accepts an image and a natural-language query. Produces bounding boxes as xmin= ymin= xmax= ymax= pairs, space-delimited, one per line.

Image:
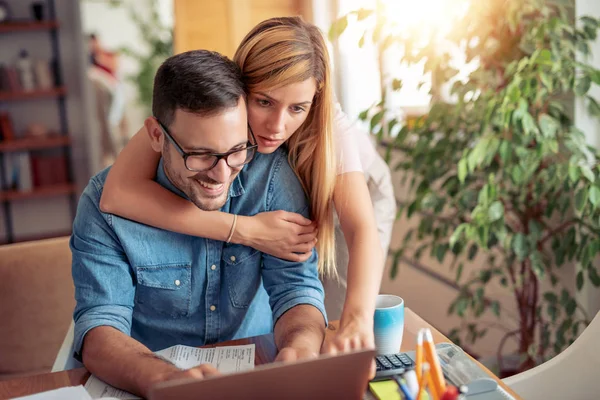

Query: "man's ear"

xmin=144 ymin=117 xmax=164 ymax=153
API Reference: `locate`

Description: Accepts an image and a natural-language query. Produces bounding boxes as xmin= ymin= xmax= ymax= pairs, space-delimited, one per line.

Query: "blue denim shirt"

xmin=71 ymin=149 xmax=326 ymax=355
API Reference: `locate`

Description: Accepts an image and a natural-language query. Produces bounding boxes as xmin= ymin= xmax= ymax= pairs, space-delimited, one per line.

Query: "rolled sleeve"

xmin=73 ymin=305 xmax=133 ymax=356
xmin=262 ymin=154 xmax=328 ymax=327
xmin=71 ymin=178 xmax=135 ymax=357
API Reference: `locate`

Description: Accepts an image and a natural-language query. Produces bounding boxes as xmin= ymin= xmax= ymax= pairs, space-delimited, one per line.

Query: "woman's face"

xmin=247 ymin=78 xmax=317 ymax=154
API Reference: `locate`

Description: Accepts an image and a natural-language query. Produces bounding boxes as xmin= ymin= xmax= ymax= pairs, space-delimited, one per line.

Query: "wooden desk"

xmin=0 ymin=308 xmax=521 ymax=399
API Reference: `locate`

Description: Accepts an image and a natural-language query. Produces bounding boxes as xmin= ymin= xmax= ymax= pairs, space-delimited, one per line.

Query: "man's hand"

xmin=274 ymin=346 xmax=319 ymax=363
xmin=144 ymin=364 xmax=220 ymax=396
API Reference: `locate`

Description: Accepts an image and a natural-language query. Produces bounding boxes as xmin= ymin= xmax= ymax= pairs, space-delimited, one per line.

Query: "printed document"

xmin=85 ymin=344 xmax=255 ymax=399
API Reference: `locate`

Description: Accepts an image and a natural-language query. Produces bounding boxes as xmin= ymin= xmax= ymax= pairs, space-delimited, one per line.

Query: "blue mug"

xmin=373 ymin=295 xmax=405 ymax=355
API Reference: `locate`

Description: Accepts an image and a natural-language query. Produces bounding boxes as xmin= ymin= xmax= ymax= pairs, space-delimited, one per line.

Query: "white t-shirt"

xmin=333 ymin=103 xmax=377 ymax=175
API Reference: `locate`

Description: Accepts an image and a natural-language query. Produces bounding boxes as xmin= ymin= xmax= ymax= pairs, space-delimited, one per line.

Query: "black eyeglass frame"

xmin=155 ymin=118 xmax=258 ymax=172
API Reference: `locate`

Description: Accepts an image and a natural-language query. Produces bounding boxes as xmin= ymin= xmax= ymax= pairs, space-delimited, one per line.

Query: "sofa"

xmin=0 ymin=237 xmax=74 ymax=380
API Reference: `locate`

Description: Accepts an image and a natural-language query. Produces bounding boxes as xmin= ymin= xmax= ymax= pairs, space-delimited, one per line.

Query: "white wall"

xmin=575 ymin=0 xmax=600 ymax=318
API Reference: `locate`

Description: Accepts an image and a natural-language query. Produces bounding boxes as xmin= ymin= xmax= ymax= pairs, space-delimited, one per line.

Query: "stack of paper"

xmin=12 ymin=344 xmax=255 ymax=400
xmin=85 ymin=344 xmax=255 ymax=399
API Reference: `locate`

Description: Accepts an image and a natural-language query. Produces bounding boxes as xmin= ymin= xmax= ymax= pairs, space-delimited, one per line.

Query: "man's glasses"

xmin=156 ymin=118 xmax=258 ymax=172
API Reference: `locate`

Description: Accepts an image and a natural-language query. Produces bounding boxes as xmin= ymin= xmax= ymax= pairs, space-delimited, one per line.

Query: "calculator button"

xmin=398 ymin=354 xmax=414 ymax=367
xmin=385 ymin=355 xmax=404 ymax=368
xmin=375 ymin=359 xmax=383 ymax=371
xmin=376 ymin=356 xmax=393 ymax=369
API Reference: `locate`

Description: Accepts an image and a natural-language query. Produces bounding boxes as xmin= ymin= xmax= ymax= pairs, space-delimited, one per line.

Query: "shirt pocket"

xmin=222 ymin=245 xmax=261 ymax=309
xmin=135 ymin=263 xmax=192 ymax=318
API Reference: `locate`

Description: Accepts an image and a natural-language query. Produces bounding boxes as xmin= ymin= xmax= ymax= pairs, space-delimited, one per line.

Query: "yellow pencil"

xmin=423 ymin=328 xmax=447 ymax=399
xmin=415 ymin=329 xmax=424 ymax=382
xmin=416 ymin=362 xmax=430 ymax=400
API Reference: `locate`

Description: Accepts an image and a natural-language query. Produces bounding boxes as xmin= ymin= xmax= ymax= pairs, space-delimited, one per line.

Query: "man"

xmin=71 ymin=50 xmax=327 ymax=397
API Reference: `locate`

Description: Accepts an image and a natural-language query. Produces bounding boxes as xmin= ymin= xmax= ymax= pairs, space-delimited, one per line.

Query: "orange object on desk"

xmin=423 ymin=328 xmax=447 ymax=399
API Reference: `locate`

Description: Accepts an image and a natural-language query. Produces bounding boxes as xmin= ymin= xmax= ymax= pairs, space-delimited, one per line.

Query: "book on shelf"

xmin=0 ymin=112 xmax=15 ymax=141
xmin=2 ymin=152 xmax=32 ymax=192
xmin=30 ymin=154 xmax=68 ymax=188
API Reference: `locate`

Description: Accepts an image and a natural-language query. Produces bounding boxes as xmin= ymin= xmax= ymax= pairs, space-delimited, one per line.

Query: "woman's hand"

xmin=235 ymin=211 xmax=318 ymax=261
xmin=321 ymin=315 xmax=376 ymax=379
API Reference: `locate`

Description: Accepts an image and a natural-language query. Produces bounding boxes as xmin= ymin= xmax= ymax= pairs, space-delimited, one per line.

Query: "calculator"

xmin=372 ymin=352 xmax=415 ymax=381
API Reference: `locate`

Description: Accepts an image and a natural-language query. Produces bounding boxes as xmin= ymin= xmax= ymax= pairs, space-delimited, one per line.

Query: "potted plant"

xmin=331 ymin=0 xmax=600 ymax=375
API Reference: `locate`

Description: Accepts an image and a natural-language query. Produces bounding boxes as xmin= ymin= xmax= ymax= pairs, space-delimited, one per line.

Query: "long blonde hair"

xmin=234 ymin=17 xmax=337 ymax=278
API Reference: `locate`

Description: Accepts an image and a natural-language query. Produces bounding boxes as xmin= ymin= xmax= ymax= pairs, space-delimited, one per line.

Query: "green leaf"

xmin=512 ymin=165 xmax=524 ymax=184
xmin=358 ymin=33 xmax=366 ymax=48
xmin=435 ymin=244 xmax=448 ymax=264
xmin=370 ymin=110 xmax=384 ymax=132
xmin=590 ymin=69 xmax=600 ymax=85
xmin=589 ymin=267 xmax=600 ymax=286
xmin=456 ymin=263 xmax=464 ymax=282
xmin=468 ymin=244 xmax=479 ymax=261
xmin=390 ymin=249 xmax=402 ymax=279
xmin=356 ymin=8 xmax=373 ymax=20
xmin=589 ymin=186 xmax=600 ymax=207
xmin=499 ymin=140 xmax=511 ymax=163
xmin=358 ymin=109 xmax=369 ymax=121
xmin=577 ymin=270 xmax=584 ymax=291
xmin=458 ymin=158 xmax=468 ymax=183
xmin=328 ymin=16 xmax=348 ymax=41
xmin=544 ymin=292 xmax=558 ymax=303
xmin=536 ymin=49 xmax=553 ymax=65
xmin=522 ymin=112 xmax=538 ymax=135
xmin=575 ymin=188 xmax=588 ymax=212
xmin=588 ymin=96 xmax=600 ymax=117
xmin=512 ymin=233 xmax=529 ymax=261
xmin=575 ymin=76 xmax=592 ymax=96
xmin=538 ymin=114 xmax=560 ymax=138
xmin=491 ymin=301 xmax=500 ymax=317
xmin=569 ymin=165 xmax=581 ymax=183
xmin=450 ymin=224 xmax=467 ymax=247
xmin=488 ymin=201 xmax=504 ymax=222
xmin=581 ymin=165 xmax=596 ymax=183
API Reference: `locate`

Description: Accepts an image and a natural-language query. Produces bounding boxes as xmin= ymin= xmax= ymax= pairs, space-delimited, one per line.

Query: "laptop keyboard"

xmin=372 ymin=353 xmax=415 ymax=381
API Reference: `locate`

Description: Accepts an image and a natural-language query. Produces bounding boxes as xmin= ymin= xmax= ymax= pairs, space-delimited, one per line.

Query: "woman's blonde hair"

xmin=234 ymin=16 xmax=337 ymax=278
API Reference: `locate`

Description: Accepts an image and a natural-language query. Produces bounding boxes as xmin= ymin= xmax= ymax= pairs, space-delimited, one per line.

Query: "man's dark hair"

xmin=152 ymin=50 xmax=245 ymax=127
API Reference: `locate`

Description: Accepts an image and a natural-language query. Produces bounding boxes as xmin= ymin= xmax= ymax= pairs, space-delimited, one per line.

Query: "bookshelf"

xmin=0 ymin=1 xmax=76 ymax=244
xmin=0 ymin=20 xmax=59 ymax=33
xmin=0 ymin=86 xmax=66 ymax=101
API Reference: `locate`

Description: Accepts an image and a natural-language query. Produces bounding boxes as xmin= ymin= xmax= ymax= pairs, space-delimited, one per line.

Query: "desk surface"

xmin=0 ymin=307 xmax=521 ymax=399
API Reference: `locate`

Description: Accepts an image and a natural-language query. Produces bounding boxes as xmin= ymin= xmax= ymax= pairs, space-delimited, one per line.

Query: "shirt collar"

xmin=155 ymin=158 xmax=245 ymax=201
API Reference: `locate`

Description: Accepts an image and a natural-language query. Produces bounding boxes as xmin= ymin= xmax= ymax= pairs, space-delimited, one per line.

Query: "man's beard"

xmin=162 ymin=150 xmax=232 ymax=211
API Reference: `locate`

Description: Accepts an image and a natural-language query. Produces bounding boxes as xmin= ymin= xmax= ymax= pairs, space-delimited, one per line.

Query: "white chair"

xmin=502 ymin=311 xmax=600 ymax=399
xmin=51 ymin=320 xmax=75 ymax=372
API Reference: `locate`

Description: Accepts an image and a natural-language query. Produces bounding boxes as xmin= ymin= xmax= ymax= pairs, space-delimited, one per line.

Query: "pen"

xmin=416 ymin=329 xmax=424 ymax=382
xmin=423 ymin=328 xmax=447 ymax=399
xmin=394 ymin=375 xmax=414 ymax=400
xmin=403 ymin=369 xmax=419 ymax=398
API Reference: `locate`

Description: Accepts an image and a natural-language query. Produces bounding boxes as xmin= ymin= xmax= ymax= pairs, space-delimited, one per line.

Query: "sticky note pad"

xmin=369 ymin=380 xmax=402 ymax=400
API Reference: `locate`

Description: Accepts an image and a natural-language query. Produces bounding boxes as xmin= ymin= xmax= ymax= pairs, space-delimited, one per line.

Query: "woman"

xmin=100 ymin=17 xmax=388 ymax=354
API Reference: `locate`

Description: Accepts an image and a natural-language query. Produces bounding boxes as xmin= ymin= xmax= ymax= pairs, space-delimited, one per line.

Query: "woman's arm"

xmin=323 ymin=171 xmax=384 ymax=350
xmin=100 ymin=127 xmax=317 ymax=260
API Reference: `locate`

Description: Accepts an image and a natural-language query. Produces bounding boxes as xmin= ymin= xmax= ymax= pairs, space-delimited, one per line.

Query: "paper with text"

xmin=12 ymin=385 xmax=93 ymax=400
xmin=84 ymin=344 xmax=255 ymax=399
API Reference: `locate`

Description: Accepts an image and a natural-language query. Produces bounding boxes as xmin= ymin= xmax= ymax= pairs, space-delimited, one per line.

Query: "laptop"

xmin=148 ymin=348 xmax=376 ymax=400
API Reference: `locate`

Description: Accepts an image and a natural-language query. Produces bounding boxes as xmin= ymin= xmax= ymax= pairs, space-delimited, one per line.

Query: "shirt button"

xmin=210 ymin=305 xmax=216 ymax=311
xmin=174 ymin=280 xmax=181 ymax=286
xmin=211 ymin=265 xmax=216 ymax=271
xmin=230 ymin=256 xmax=236 ymax=262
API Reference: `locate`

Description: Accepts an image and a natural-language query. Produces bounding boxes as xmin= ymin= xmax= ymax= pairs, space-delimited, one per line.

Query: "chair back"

xmin=0 ymin=237 xmax=74 ymax=380
xmin=503 ymin=310 xmax=600 ymax=399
